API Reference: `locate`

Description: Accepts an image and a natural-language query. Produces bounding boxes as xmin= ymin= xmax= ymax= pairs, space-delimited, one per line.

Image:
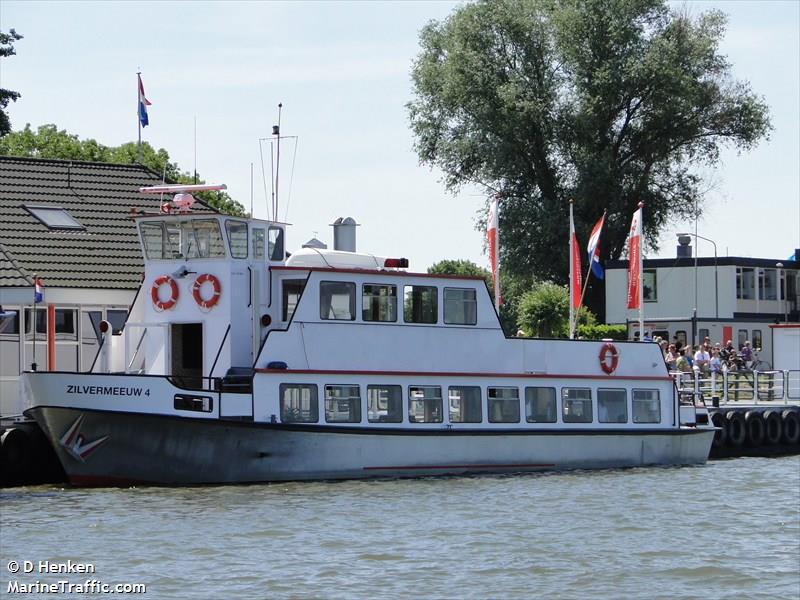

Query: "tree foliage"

xmin=0 ymin=124 xmax=245 ymax=215
xmin=517 ymin=282 xmax=595 ymax=338
xmin=0 ymin=29 xmax=23 ymax=136
xmin=408 ymin=0 xmax=771 ymax=313
xmin=428 ymin=258 xmax=492 ymax=285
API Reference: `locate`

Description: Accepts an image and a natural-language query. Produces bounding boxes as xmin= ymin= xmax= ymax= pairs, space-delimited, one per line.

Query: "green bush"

xmin=577 ymin=323 xmax=627 ymax=340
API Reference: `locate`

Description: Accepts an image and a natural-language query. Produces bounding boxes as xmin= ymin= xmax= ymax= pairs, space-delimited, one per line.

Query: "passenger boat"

xmin=22 ymin=184 xmax=715 ymax=486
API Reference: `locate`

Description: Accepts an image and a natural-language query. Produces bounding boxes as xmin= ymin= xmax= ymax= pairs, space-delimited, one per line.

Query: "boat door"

xmin=171 ymin=323 xmax=203 ymax=389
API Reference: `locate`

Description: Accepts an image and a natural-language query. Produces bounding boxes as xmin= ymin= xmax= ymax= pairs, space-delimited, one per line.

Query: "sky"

xmin=1 ymin=1 xmax=798 ymax=272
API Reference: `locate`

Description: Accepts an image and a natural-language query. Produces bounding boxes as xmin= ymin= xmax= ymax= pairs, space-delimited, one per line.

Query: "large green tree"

xmin=0 ymin=124 xmax=245 ymax=215
xmin=0 ymin=29 xmax=23 ymax=136
xmin=408 ymin=0 xmax=770 ymax=313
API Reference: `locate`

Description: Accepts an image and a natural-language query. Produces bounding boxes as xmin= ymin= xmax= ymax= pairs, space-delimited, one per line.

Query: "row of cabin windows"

xmin=279 ymin=384 xmax=661 ymax=425
xmin=282 ymin=280 xmax=478 ymax=325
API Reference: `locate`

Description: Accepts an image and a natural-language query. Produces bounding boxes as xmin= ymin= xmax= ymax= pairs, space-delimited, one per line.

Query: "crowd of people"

xmin=654 ymin=335 xmax=760 ymax=374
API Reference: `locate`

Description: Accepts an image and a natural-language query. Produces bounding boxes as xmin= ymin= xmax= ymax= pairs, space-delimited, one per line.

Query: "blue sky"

xmin=1 ymin=1 xmax=798 ymax=271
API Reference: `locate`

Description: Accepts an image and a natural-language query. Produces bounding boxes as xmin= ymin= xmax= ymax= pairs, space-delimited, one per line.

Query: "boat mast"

xmin=273 ymin=103 xmax=282 ymax=222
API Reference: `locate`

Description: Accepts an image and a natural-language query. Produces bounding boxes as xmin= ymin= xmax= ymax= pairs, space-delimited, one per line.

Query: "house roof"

xmin=0 ymin=156 xmax=214 ymax=290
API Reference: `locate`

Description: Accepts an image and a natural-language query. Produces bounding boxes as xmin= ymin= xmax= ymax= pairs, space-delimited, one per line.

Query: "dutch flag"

xmin=138 ymin=73 xmax=152 ymax=128
xmin=586 ymin=212 xmax=606 ymax=280
xmin=34 ymin=276 xmax=44 ymax=304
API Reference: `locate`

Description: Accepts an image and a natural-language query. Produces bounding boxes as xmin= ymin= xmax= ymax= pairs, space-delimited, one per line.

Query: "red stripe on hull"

xmin=257 ymin=368 xmax=670 ymax=381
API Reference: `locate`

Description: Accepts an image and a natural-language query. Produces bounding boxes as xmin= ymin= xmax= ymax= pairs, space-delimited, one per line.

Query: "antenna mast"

xmin=273 ymin=103 xmax=282 ymax=221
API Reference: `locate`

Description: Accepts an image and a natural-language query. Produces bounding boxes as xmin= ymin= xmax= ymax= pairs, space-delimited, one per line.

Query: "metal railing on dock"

xmin=671 ymin=369 xmax=800 ymax=404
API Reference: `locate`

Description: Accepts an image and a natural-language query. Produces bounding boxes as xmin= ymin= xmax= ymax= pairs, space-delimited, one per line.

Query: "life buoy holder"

xmin=192 ymin=273 xmax=222 ymax=310
xmin=151 ymin=275 xmax=179 ymax=311
xmin=599 ymin=342 xmax=619 ymax=375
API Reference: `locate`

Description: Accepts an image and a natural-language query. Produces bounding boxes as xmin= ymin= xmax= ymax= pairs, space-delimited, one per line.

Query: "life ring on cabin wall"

xmin=598 ymin=342 xmax=619 ymax=375
xmin=192 ymin=273 xmax=222 ymax=310
xmin=151 ymin=275 xmax=179 ymax=311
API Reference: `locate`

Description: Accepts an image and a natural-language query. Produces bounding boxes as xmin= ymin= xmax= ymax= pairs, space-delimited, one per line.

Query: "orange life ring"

xmin=599 ymin=342 xmax=619 ymax=375
xmin=192 ymin=273 xmax=222 ymax=310
xmin=151 ymin=275 xmax=179 ymax=311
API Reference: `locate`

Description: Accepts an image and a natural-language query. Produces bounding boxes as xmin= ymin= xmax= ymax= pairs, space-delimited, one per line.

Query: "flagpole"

xmin=638 ymin=202 xmax=645 ymax=341
xmin=494 ymin=195 xmax=500 ymax=312
xmin=137 ymin=71 xmax=142 ymax=163
xmin=31 ymin=274 xmax=37 ymax=371
xmin=569 ymin=200 xmax=575 ymax=339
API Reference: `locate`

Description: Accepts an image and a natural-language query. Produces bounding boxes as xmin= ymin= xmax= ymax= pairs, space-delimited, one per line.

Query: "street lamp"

xmin=677 ymin=233 xmax=719 ymax=342
xmin=776 ymin=262 xmax=787 ymax=323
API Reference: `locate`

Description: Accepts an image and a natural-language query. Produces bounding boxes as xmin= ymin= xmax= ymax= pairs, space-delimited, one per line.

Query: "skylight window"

xmin=24 ymin=205 xmax=85 ymax=230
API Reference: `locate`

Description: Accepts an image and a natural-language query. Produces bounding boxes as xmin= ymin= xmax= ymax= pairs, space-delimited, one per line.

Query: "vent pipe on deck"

xmin=331 ymin=217 xmax=358 ymax=252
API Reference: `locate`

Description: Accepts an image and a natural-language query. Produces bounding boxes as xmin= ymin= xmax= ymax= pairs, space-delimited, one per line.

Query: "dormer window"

xmin=24 ymin=205 xmax=85 ymax=230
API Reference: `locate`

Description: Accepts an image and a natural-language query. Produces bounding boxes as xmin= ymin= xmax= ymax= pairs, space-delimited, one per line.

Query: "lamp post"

xmin=776 ymin=262 xmax=787 ymax=323
xmin=677 ymin=233 xmax=719 ymax=343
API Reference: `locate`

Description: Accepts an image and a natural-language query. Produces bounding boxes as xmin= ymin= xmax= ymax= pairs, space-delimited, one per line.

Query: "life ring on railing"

xmin=192 ymin=273 xmax=222 ymax=310
xmin=598 ymin=342 xmax=619 ymax=375
xmin=151 ymin=275 xmax=179 ymax=311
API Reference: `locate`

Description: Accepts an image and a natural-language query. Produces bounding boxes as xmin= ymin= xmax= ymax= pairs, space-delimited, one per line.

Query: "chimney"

xmin=677 ymin=235 xmax=692 ymax=259
xmin=331 ymin=217 xmax=358 ymax=252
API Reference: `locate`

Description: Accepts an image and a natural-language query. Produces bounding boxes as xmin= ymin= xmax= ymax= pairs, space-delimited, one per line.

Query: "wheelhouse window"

xmin=562 ymin=388 xmax=592 ymax=423
xmin=448 ymin=386 xmax=482 ymax=423
xmin=367 ymin=385 xmax=403 ymax=423
xmin=268 ymin=226 xmax=284 ymax=261
xmin=225 ymin=220 xmax=249 ymax=258
xmin=598 ymin=389 xmax=627 ymax=423
xmin=325 ymin=385 xmax=361 ymax=423
xmin=279 ymin=384 xmax=318 ymax=423
xmin=282 ymin=279 xmax=306 ymax=322
xmin=106 ymin=309 xmax=128 ymax=335
xmin=643 ymin=270 xmax=657 ymax=302
xmin=737 ymin=267 xmax=755 ymax=299
xmin=404 ymin=285 xmax=437 ymax=324
xmin=139 ymin=219 xmax=225 ymax=259
xmin=253 ymin=228 xmax=266 ymax=259
xmin=362 ymin=284 xmax=397 ymax=322
xmin=632 ymin=389 xmax=660 ymax=423
xmin=409 ymin=385 xmax=442 ymax=423
xmin=443 ymin=288 xmax=477 ymax=325
xmin=320 ymin=281 xmax=356 ymax=321
xmin=488 ymin=387 xmax=520 ymax=423
xmin=525 ymin=387 xmax=557 ymax=423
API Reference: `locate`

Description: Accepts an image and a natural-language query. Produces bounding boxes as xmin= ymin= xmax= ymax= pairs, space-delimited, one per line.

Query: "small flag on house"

xmin=34 ymin=276 xmax=44 ymax=304
xmin=138 ymin=73 xmax=152 ymax=128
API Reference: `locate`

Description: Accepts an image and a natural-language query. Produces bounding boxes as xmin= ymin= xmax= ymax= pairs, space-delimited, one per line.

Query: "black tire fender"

xmin=780 ymin=410 xmax=800 ymax=445
xmin=726 ymin=411 xmax=746 ymax=447
xmin=762 ymin=410 xmax=782 ymax=445
xmin=744 ymin=411 xmax=765 ymax=447
xmin=711 ymin=412 xmax=727 ymax=448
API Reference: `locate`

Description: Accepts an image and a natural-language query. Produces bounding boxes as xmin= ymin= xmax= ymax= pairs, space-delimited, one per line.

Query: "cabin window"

xmin=279 ymin=384 xmax=318 ymax=423
xmin=404 ymin=285 xmax=437 ymax=324
xmin=320 ymin=281 xmax=356 ymax=321
xmin=362 ymin=284 xmax=397 ymax=322
xmin=525 ymin=387 xmax=557 ymax=423
xmin=643 ymin=270 xmax=657 ymax=302
xmin=562 ymin=388 xmax=592 ymax=423
xmin=268 ymin=227 xmax=284 ymax=261
xmin=758 ymin=268 xmax=777 ymax=301
xmin=632 ymin=389 xmax=660 ymax=423
xmin=737 ymin=267 xmax=755 ymax=299
xmin=325 ymin=385 xmax=361 ymax=424
xmin=752 ymin=330 xmax=762 ymax=350
xmin=408 ymin=385 xmax=443 ymax=423
xmin=488 ymin=387 xmax=520 ymax=423
xmin=140 ymin=220 xmax=225 ymax=260
xmin=282 ymin=279 xmax=306 ymax=322
xmin=598 ymin=389 xmax=627 ymax=423
xmin=225 ymin=221 xmax=249 ymax=258
xmin=448 ymin=386 xmax=482 ymax=423
xmin=24 ymin=308 xmax=47 ymax=336
xmin=174 ymin=394 xmax=213 ymax=413
xmin=443 ymin=288 xmax=477 ymax=325
xmin=107 ymin=309 xmax=128 ymax=335
xmin=367 ymin=385 xmax=403 ymax=423
xmin=253 ymin=228 xmax=266 ymax=259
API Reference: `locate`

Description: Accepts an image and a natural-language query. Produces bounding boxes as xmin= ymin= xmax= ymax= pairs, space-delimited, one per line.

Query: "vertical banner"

xmin=626 ymin=204 xmax=642 ymax=310
xmin=487 ymin=195 xmax=500 ymax=311
xmin=569 ymin=201 xmax=581 ymax=338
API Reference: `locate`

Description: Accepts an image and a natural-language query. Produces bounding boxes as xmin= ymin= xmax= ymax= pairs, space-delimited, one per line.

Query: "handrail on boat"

xmin=670 ymin=368 xmax=797 ymax=404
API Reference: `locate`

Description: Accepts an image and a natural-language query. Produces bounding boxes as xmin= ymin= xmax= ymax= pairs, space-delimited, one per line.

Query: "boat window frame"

xmin=487 ymin=386 xmax=521 ymax=423
xmin=367 ymin=384 xmax=403 ymax=423
xmin=225 ymin=219 xmax=249 ymax=259
xmin=525 ymin=386 xmax=557 ymax=423
xmin=320 ymin=281 xmax=356 ymax=321
xmin=408 ymin=385 xmax=443 ymax=423
xmin=632 ymin=389 xmax=661 ymax=424
xmin=561 ymin=387 xmax=593 ymax=424
xmin=138 ymin=218 xmax=227 ymax=260
xmin=362 ymin=283 xmax=398 ymax=323
xmin=448 ymin=385 xmax=482 ymax=423
xmin=324 ymin=384 xmax=362 ymax=424
xmin=443 ymin=287 xmax=478 ymax=325
xmin=597 ymin=388 xmax=628 ymax=424
xmin=403 ymin=285 xmax=438 ymax=325
xmin=279 ymin=383 xmax=319 ymax=423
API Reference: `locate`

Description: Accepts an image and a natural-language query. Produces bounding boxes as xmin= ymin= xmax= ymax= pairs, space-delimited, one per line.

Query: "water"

xmin=2 ymin=457 xmax=798 ymax=599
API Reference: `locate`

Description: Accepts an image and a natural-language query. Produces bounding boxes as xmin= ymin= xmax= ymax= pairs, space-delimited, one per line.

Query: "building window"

xmin=643 ymin=270 xmax=657 ymax=302
xmin=253 ymin=228 xmax=265 ymax=259
xmin=325 ymin=385 xmax=361 ymax=423
xmin=282 ymin=279 xmax=306 ymax=322
xmin=488 ymin=387 xmax=520 ymax=423
xmin=758 ymin=269 xmax=777 ymax=300
xmin=367 ymin=385 xmax=403 ymax=423
xmin=225 ymin=220 xmax=249 ymax=258
xmin=699 ymin=328 xmax=710 ymax=343
xmin=362 ymin=284 xmax=397 ymax=322
xmin=562 ymin=388 xmax=592 ymax=423
xmin=443 ymin=288 xmax=477 ymax=325
xmin=24 ymin=205 xmax=85 ymax=230
xmin=737 ymin=267 xmax=755 ymax=300
xmin=268 ymin=227 xmax=284 ymax=261
xmin=448 ymin=386 xmax=482 ymax=423
xmin=408 ymin=385 xmax=442 ymax=423
xmin=752 ymin=330 xmax=762 ymax=350
xmin=279 ymin=384 xmax=318 ymax=423
xmin=320 ymin=281 xmax=356 ymax=321
xmin=404 ymin=285 xmax=437 ymax=324
xmin=632 ymin=389 xmax=660 ymax=423
xmin=525 ymin=387 xmax=556 ymax=423
xmin=738 ymin=329 xmax=748 ymax=349
xmin=598 ymin=389 xmax=627 ymax=423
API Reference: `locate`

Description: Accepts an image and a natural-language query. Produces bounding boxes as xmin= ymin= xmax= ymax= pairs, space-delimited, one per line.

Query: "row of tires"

xmin=710 ymin=409 xmax=800 ymax=449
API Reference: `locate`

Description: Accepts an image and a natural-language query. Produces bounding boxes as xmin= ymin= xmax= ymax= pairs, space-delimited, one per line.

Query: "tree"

xmin=428 ymin=258 xmax=492 ymax=286
xmin=0 ymin=29 xmax=23 ymax=136
xmin=0 ymin=124 xmax=245 ymax=215
xmin=517 ymin=282 xmax=595 ymax=338
xmin=408 ymin=0 xmax=770 ymax=314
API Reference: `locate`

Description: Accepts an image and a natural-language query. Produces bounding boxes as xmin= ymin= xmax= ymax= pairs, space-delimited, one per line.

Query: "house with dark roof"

xmin=0 ymin=156 xmax=210 ymax=416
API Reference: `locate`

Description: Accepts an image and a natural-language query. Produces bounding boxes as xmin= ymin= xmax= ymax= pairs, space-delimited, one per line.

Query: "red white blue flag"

xmin=138 ymin=73 xmax=152 ymax=128
xmin=34 ymin=276 xmax=44 ymax=304
xmin=586 ymin=212 xmax=606 ymax=280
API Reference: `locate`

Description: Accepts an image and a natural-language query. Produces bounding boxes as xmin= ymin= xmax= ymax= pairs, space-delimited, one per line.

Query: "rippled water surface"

xmin=2 ymin=457 xmax=799 ymax=599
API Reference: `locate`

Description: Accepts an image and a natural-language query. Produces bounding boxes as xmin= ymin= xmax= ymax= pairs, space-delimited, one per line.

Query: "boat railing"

xmin=671 ymin=368 xmax=798 ymax=405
